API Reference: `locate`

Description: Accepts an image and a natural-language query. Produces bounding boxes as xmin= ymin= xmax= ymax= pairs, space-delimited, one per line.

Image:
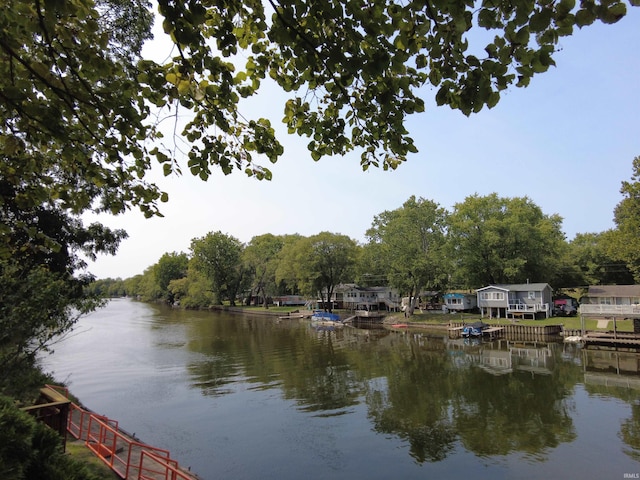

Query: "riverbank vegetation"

xmin=90 ymin=187 xmax=640 ymax=316
xmin=0 ymin=394 xmax=116 ymax=480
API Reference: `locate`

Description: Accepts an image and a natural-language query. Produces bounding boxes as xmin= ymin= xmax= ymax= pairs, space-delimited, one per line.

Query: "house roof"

xmin=476 ymin=283 xmax=550 ymax=292
xmin=334 ymin=283 xmax=396 ymax=293
xmin=587 ymin=285 xmax=640 ymax=297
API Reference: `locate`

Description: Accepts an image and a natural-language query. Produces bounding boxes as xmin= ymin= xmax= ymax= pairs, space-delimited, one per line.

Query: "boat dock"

xmin=447 ymin=323 xmax=564 ymax=340
xmin=581 ymin=331 xmax=640 ymax=347
xmin=447 ymin=325 xmax=504 ymax=339
xmin=483 ymin=326 xmax=504 ymax=339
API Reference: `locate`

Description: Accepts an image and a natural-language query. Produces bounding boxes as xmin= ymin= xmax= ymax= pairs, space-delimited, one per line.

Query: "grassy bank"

xmin=385 ymin=311 xmax=636 ymax=332
xmin=65 ymin=440 xmax=119 ymax=479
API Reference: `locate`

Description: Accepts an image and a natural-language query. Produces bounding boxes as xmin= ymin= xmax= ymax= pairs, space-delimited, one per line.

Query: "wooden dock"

xmin=582 ymin=331 xmax=640 ymax=347
xmin=448 ymin=323 xmax=563 ymax=340
xmin=483 ymin=326 xmax=504 ymax=339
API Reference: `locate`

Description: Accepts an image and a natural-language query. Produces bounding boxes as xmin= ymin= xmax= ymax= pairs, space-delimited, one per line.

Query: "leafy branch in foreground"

xmin=147 ymin=0 xmax=637 ymax=176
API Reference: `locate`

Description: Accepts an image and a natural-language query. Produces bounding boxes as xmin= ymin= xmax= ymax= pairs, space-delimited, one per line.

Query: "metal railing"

xmin=85 ymin=413 xmax=173 ymax=479
xmin=579 ymin=304 xmax=640 ymax=316
xmin=46 ymin=384 xmax=197 ymax=480
xmin=139 ymin=450 xmax=194 ymax=480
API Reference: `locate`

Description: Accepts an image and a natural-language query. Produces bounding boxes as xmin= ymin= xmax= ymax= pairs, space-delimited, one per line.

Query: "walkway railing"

xmin=139 ymin=451 xmax=190 ymax=480
xmin=46 ymin=385 xmax=198 ymax=480
xmin=580 ymin=304 xmax=640 ymax=316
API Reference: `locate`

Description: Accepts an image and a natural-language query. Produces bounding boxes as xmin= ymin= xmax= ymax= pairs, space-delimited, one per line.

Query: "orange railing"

xmin=139 ymin=450 xmax=195 ymax=480
xmin=85 ymin=413 xmax=172 ymax=479
xmin=68 ymin=402 xmax=118 ymax=440
xmin=45 ymin=384 xmax=196 ymax=480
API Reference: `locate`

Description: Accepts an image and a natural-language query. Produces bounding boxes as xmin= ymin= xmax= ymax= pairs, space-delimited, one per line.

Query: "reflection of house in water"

xmin=478 ymin=349 xmax=513 ymax=375
xmin=583 ymin=348 xmax=640 ymax=390
xmin=446 ymin=339 xmax=554 ymax=376
xmin=510 ymin=343 xmax=554 ymax=375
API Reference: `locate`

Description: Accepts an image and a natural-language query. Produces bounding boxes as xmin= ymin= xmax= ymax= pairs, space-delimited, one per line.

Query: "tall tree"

xmin=154 ymin=251 xmax=189 ymax=304
xmin=243 ymin=234 xmax=285 ymax=307
xmin=447 ymin=193 xmax=565 ymax=287
xmin=278 ymin=233 xmax=358 ymax=311
xmin=273 ymin=234 xmax=305 ymax=295
xmin=0 ymin=0 xmax=155 ymax=392
xmin=566 ymin=232 xmax=634 ymax=286
xmin=366 ymin=196 xmax=448 ymax=315
xmin=190 ymin=231 xmax=245 ymax=305
xmin=608 ymin=156 xmax=640 ymax=282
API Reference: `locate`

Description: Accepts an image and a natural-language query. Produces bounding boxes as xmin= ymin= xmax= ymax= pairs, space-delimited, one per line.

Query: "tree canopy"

xmin=277 ymin=232 xmax=359 ymax=310
xmin=2 ymin=0 xmax=637 ymax=280
xmin=366 ymin=196 xmax=448 ymax=312
xmin=190 ymin=231 xmax=246 ymax=305
xmin=0 ymin=0 xmax=153 ymax=393
xmin=447 ymin=193 xmax=565 ymax=287
xmin=243 ymin=234 xmax=285 ymax=307
xmin=607 ymin=156 xmax=640 ymax=281
xmin=149 ymin=0 xmax=639 ymax=177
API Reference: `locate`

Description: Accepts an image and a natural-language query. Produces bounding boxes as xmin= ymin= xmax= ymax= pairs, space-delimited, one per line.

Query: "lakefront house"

xmin=476 ymin=283 xmax=552 ymax=320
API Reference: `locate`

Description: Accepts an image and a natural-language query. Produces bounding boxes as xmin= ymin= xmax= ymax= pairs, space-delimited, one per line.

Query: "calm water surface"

xmin=43 ymin=298 xmax=640 ymax=479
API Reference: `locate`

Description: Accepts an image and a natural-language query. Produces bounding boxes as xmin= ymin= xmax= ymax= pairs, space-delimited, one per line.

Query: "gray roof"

xmin=587 ymin=285 xmax=640 ymax=297
xmin=477 ymin=283 xmax=550 ymax=292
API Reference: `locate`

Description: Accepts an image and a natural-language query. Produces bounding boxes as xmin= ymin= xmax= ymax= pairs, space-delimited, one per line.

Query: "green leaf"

xmin=530 ymin=9 xmax=552 ymax=32
xmin=576 ymin=8 xmax=597 ymax=26
xmin=599 ymin=2 xmax=627 ymax=24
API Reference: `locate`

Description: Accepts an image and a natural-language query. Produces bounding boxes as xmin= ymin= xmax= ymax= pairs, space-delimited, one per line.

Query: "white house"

xmin=579 ymin=285 xmax=640 ymax=317
xmin=330 ymin=284 xmax=401 ymax=311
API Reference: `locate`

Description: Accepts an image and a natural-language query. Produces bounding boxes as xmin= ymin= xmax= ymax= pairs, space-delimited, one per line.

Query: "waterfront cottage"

xmin=443 ymin=292 xmax=477 ymax=312
xmin=579 ymin=285 xmax=640 ymax=318
xmin=476 ymin=283 xmax=552 ymax=320
xmin=328 ymin=284 xmax=402 ymax=311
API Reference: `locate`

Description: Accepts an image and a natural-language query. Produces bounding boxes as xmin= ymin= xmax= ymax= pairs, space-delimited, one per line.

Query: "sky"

xmin=84 ymin=8 xmax=640 ymax=279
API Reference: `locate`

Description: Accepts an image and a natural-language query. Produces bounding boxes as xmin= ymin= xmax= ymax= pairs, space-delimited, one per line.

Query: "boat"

xmin=461 ymin=322 xmax=489 ymax=337
xmin=311 ymin=310 xmax=341 ymax=322
xmin=563 ymin=335 xmax=583 ymax=343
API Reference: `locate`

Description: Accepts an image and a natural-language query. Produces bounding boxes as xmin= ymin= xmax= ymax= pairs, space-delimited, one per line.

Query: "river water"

xmin=42 ymin=298 xmax=640 ymax=479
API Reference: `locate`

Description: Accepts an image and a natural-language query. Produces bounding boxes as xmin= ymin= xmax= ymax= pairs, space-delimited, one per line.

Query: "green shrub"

xmin=0 ymin=396 xmax=101 ymax=480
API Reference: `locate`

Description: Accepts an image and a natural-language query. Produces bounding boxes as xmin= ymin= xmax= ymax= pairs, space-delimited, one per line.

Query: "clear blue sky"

xmin=85 ymin=8 xmax=640 ymax=279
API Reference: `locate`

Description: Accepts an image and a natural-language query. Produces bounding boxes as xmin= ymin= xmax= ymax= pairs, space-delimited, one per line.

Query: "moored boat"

xmin=461 ymin=321 xmax=489 ymax=337
xmin=311 ymin=310 xmax=341 ymax=322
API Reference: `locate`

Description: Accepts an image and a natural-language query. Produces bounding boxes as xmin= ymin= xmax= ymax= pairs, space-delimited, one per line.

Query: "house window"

xmin=528 ymin=291 xmax=536 ymax=300
xmin=481 ymin=292 xmax=504 ymax=300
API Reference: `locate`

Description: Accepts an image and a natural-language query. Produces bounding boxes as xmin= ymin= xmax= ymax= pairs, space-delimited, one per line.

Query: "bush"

xmin=0 ymin=396 xmax=101 ymax=480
